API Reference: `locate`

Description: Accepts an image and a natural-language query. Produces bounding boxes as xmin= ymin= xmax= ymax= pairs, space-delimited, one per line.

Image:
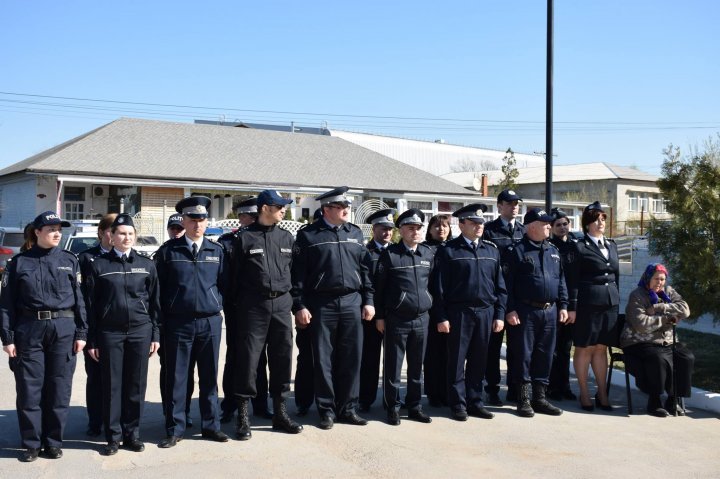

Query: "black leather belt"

xmin=522 ymin=300 xmax=554 ymax=310
xmin=21 ymin=308 xmax=74 ymax=320
xmin=264 ymin=291 xmax=287 ymax=298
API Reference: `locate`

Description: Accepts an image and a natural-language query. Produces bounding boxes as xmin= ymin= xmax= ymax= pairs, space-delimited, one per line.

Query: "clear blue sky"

xmin=1 ymin=1 xmax=718 ymax=175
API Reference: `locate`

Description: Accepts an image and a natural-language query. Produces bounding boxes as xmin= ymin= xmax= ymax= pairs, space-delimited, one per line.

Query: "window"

xmin=628 ymin=193 xmax=638 ymax=212
xmin=437 ymin=201 xmax=463 ymax=213
xmin=64 ymin=186 xmax=86 ymax=202
xmin=638 ymin=194 xmax=649 ymax=213
xmin=64 ymin=202 xmax=85 ymax=220
xmin=652 ymin=197 xmax=667 ymax=213
xmin=408 ymin=201 xmax=432 ymax=211
xmin=628 ymin=191 xmax=649 ymax=212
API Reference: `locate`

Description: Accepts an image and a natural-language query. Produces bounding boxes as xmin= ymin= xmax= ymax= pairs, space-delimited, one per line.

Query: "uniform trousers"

xmin=235 ymin=293 xmax=293 ymax=399
xmin=309 ymin=291 xmax=363 ymax=418
xmin=158 ymin=338 xmax=195 ymax=417
xmin=423 ymin=318 xmax=448 ymax=404
xmin=506 ymin=303 xmax=557 ymax=384
xmin=83 ymin=347 xmax=103 ymax=432
xmin=11 ymin=316 xmax=77 ymax=449
xmin=359 ymin=319 xmax=383 ymax=408
xmin=163 ymin=314 xmax=222 ymax=437
xmin=294 ymin=324 xmax=315 ymax=410
xmin=98 ymin=322 xmax=152 ymax=442
xmin=549 ymin=322 xmax=574 ymax=393
xmin=383 ymin=313 xmax=428 ymax=412
xmin=446 ymin=305 xmax=492 ymax=410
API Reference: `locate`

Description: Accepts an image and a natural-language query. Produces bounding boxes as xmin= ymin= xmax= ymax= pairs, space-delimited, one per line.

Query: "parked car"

xmin=64 ymin=232 xmax=99 ymax=255
xmin=0 ymin=226 xmax=25 ymax=273
xmin=204 ymin=227 xmax=225 ymax=242
xmin=135 ymin=235 xmax=161 ymax=257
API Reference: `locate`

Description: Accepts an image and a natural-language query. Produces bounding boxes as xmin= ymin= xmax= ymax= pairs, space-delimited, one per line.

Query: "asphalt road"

xmin=1 ymin=330 xmax=718 ymax=479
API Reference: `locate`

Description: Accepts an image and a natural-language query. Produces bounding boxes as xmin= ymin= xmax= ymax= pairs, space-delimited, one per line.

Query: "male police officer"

xmin=155 ymin=196 xmax=229 ymax=448
xmin=358 ymin=207 xmax=395 ymax=413
xmin=433 ymin=204 xmax=507 ymax=421
xmin=374 ymin=209 xmax=433 ymax=426
xmin=504 ymin=208 xmax=568 ymax=417
xmin=78 ymin=213 xmax=117 ymax=437
xmin=218 ymin=197 xmax=273 ymax=423
xmin=233 ymin=190 xmax=302 ymax=440
xmin=291 ymin=186 xmax=375 ymax=430
xmin=547 ymin=208 xmax=579 ymax=401
xmin=482 ymin=188 xmax=526 ymax=405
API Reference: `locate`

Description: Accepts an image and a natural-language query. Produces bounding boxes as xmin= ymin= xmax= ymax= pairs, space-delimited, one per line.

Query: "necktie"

xmin=121 ymin=253 xmax=127 ymax=262
xmin=508 ymin=222 xmax=514 ymax=235
xmin=470 ymin=242 xmax=477 ymax=251
xmin=598 ymin=240 xmax=608 ymax=259
xmin=192 ymin=242 xmax=198 ymax=259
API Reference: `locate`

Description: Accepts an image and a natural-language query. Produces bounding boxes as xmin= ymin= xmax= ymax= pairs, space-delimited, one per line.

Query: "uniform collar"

xmin=185 ymin=235 xmax=204 ymax=250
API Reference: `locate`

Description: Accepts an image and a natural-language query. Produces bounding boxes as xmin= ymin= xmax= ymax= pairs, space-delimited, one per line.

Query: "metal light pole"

xmin=545 ymin=0 xmax=554 ymax=212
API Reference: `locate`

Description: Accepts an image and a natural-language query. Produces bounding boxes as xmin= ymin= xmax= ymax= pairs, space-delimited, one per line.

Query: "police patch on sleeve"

xmin=1 ymin=270 xmax=9 ymax=288
xmin=77 ymin=271 xmax=82 ymax=284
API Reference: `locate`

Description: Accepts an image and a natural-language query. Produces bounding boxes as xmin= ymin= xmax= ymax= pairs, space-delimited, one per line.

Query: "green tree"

xmin=498 ymin=147 xmax=519 ymax=191
xmin=647 ymin=135 xmax=720 ymax=322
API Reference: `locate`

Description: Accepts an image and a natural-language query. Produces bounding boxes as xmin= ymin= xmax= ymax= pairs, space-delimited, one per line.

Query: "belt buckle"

xmin=268 ymin=291 xmax=278 ymax=298
xmin=543 ymin=303 xmax=552 ymax=310
xmin=37 ymin=310 xmax=52 ymax=320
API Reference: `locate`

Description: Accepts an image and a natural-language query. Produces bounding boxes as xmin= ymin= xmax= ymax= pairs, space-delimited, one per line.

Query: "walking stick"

xmin=671 ymin=322 xmax=678 ymax=417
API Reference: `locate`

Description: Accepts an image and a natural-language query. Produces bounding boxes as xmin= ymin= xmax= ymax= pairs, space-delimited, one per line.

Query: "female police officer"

xmin=1 ymin=211 xmax=87 ymax=462
xmin=85 ymin=214 xmax=160 ymax=455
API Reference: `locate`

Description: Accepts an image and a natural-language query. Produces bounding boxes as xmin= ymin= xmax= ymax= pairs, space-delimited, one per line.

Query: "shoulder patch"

xmin=482 ymin=240 xmax=498 ymax=248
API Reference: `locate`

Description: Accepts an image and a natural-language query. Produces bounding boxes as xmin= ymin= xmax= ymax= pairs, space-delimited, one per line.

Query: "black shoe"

xmin=123 ymin=439 xmax=145 ymax=452
xmin=337 ymin=411 xmax=368 ymax=426
xmin=595 ymin=393 xmax=613 ymax=412
xmin=296 ymin=405 xmax=310 ymax=417
xmin=358 ymin=403 xmax=371 ymax=413
xmin=220 ymin=411 xmax=235 ymax=424
xmin=185 ymin=414 xmax=193 ymax=428
xmin=649 ymin=407 xmax=670 ymax=417
xmin=387 ymin=410 xmax=401 ymax=426
xmin=103 ymin=442 xmax=119 ymax=456
xmin=408 ymin=409 xmax=432 ymax=423
xmin=201 ymin=429 xmax=229 ymax=442
xmin=272 ymin=398 xmax=303 ymax=434
xmin=579 ymin=397 xmax=595 ymax=412
xmin=158 ymin=436 xmax=182 ymax=448
xmin=664 ymin=396 xmax=685 ymax=416
xmin=236 ymin=399 xmax=252 ymax=440
xmin=486 ymin=392 xmax=503 ymax=407
xmin=467 ymin=405 xmax=495 ymax=419
xmin=43 ymin=446 xmax=63 ymax=459
xmin=20 ymin=448 xmax=40 ymax=462
xmin=86 ymin=427 xmax=102 ymax=438
xmin=451 ymin=407 xmax=468 ymax=421
xmin=319 ymin=415 xmax=334 ymax=430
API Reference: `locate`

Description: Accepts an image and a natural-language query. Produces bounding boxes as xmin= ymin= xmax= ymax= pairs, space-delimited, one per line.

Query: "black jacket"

xmin=85 ymin=250 xmax=160 ymax=347
xmin=375 ymin=242 xmax=435 ymax=320
xmin=232 ymin=221 xmax=294 ymax=295
xmin=566 ymin=235 xmax=620 ymax=310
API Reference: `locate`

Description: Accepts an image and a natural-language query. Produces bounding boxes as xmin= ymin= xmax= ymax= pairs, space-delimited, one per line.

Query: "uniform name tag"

xmin=249 ymin=249 xmax=264 ymax=254
xmin=280 ymin=248 xmax=292 ymax=253
xmin=551 ymin=254 xmax=560 ymax=260
xmin=420 ymin=260 xmax=431 ymax=266
xmin=57 ymin=266 xmax=72 ymax=271
xmin=206 ymin=256 xmax=220 ymax=261
xmin=346 ymin=238 xmax=359 ymax=243
xmin=131 ymin=268 xmax=147 ymax=273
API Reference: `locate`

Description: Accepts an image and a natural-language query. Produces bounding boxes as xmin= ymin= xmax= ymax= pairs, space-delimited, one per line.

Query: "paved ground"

xmin=1 ymin=333 xmax=718 ymax=479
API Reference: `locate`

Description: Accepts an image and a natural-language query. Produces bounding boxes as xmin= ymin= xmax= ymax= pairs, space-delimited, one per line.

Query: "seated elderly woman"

xmin=620 ymin=263 xmax=694 ymax=417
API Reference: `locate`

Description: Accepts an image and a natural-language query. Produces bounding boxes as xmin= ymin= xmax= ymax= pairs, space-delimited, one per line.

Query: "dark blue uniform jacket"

xmin=566 ymin=236 xmax=620 ymax=311
xmin=374 ymin=242 xmax=435 ymax=320
xmin=232 ymin=222 xmax=293 ymax=295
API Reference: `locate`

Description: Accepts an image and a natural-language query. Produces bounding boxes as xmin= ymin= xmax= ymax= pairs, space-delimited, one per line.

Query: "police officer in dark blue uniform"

xmin=291 ymin=187 xmax=375 ymax=430
xmin=78 ymin=212 xmax=117 ymax=438
xmin=1 ymin=211 xmax=87 ymax=462
xmin=233 ymin=190 xmax=302 ymax=440
xmin=358 ymin=207 xmax=395 ymax=413
xmin=482 ymin=189 xmax=526 ymax=405
xmin=218 ymin=197 xmax=273 ymax=423
xmin=504 ymin=208 xmax=569 ymax=418
xmin=374 ymin=209 xmax=434 ymax=426
xmin=432 ymin=204 xmax=506 ymax=421
xmin=547 ymin=208 xmax=579 ymax=401
xmin=155 ymin=196 xmax=230 ymax=448
xmin=84 ymin=214 xmax=161 ymax=454
xmin=293 ymin=208 xmax=323 ymax=416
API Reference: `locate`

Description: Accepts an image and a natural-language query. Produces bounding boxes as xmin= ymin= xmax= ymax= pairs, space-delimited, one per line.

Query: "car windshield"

xmin=68 ymin=237 xmax=98 ymax=254
xmin=136 ymin=236 xmax=159 ymax=246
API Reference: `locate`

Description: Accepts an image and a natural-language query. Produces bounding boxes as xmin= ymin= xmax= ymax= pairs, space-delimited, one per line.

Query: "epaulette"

xmin=606 ymin=237 xmax=616 ymax=243
xmin=417 ymin=242 xmax=432 ymax=252
xmin=547 ymin=242 xmax=559 ymax=251
xmin=347 ymin=222 xmax=362 ymax=230
xmin=483 ymin=240 xmax=498 ymax=248
xmin=205 ymin=238 xmax=222 ymax=247
xmin=569 ymin=237 xmax=578 ymax=243
xmin=61 ymin=249 xmax=79 ymax=259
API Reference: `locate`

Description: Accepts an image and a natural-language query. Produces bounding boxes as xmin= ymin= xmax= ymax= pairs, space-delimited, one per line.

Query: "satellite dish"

xmin=472 ymin=177 xmax=482 ymax=191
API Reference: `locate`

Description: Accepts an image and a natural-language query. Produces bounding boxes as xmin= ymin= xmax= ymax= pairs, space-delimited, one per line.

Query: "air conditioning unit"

xmin=92 ymin=185 xmax=109 ymax=198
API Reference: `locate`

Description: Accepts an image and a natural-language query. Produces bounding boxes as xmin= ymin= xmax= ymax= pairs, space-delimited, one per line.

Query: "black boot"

xmin=272 ymin=397 xmax=303 ymax=434
xmin=531 ymin=382 xmax=563 ymax=416
xmin=647 ymin=394 xmax=669 ymax=417
xmin=516 ymin=382 xmax=535 ymax=418
xmin=236 ymin=398 xmax=252 ymax=440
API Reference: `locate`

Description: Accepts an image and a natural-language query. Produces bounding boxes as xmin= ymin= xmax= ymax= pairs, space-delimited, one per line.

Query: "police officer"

xmin=482 ymin=188 xmax=525 ymax=405
xmin=374 ymin=209 xmax=433 ymax=425
xmin=78 ymin=212 xmax=117 ymax=437
xmin=432 ymin=204 xmax=506 ymax=421
xmin=1 ymin=211 xmax=87 ymax=462
xmin=233 ymin=190 xmax=302 ymax=440
xmin=291 ymin=186 xmax=375 ymax=430
xmin=158 ymin=214 xmax=197 ymax=428
xmin=155 ymin=196 xmax=229 ymax=448
xmin=547 ymin=208 xmax=579 ymax=401
xmin=358 ymin=207 xmax=395 ymax=413
xmin=504 ymin=208 xmax=569 ymax=417
xmin=293 ymin=207 xmax=322 ymax=416
xmin=218 ymin=197 xmax=273 ymax=423
xmin=84 ymin=214 xmax=161 ymax=454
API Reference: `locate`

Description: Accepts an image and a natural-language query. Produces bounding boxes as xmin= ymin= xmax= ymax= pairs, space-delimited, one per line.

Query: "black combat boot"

xmin=517 ymin=382 xmax=535 ymax=418
xmin=531 ymin=382 xmax=563 ymax=416
xmin=236 ymin=398 xmax=252 ymax=440
xmin=272 ymin=397 xmax=303 ymax=434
